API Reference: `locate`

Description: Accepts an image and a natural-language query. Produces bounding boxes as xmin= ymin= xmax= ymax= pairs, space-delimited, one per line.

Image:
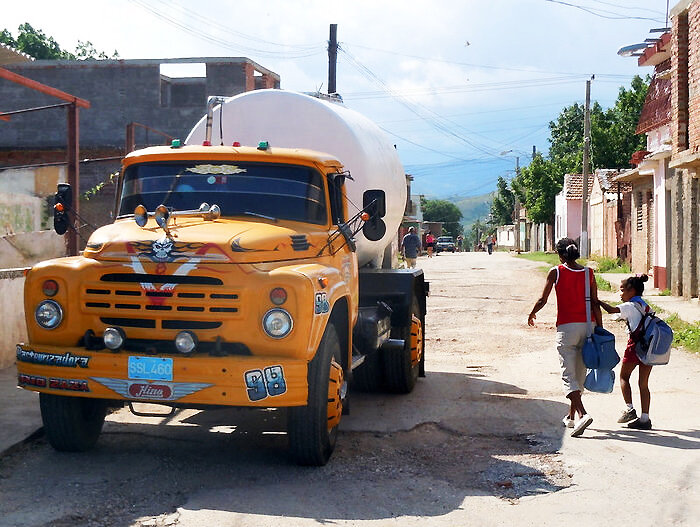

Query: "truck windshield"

xmin=119 ymin=161 xmax=328 ymax=224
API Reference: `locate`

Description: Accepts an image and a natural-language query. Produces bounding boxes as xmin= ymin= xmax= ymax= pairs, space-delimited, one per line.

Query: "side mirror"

xmin=53 ymin=183 xmax=72 ymax=235
xmin=362 ymin=189 xmax=386 ymax=241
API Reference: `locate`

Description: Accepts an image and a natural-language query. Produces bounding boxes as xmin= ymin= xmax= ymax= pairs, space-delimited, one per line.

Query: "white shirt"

xmin=612 ymin=300 xmax=648 ymax=333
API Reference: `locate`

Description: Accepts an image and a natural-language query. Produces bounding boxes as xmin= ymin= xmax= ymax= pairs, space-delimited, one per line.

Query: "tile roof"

xmin=0 ymin=43 xmax=32 ymax=66
xmin=564 ymin=171 xmax=630 ymax=199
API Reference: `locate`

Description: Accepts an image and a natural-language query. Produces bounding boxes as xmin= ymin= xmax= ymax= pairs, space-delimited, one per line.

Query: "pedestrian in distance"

xmin=401 ymin=227 xmax=422 ymax=269
xmin=486 ymin=234 xmax=495 ymax=255
xmin=425 ymin=232 xmax=435 ymax=258
xmin=598 ymin=274 xmax=654 ymax=430
xmin=457 ymin=235 xmax=464 ymax=252
xmin=528 ymin=238 xmax=602 ymax=437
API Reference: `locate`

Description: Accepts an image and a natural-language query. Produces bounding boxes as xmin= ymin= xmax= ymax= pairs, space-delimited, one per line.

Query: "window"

xmin=636 ymin=192 xmax=643 ymax=231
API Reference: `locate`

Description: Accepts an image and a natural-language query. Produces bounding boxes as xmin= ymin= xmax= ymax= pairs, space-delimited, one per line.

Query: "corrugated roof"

xmin=0 ymin=42 xmax=32 ymax=66
xmin=636 ymin=75 xmax=671 ymax=134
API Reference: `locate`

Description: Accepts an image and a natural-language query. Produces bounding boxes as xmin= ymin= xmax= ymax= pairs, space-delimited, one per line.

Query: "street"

xmin=1 ymin=251 xmax=699 ymax=527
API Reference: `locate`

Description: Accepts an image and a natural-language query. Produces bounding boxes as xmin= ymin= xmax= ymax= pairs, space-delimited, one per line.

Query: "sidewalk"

xmin=0 ymin=364 xmax=42 ymax=456
xmin=598 ymin=272 xmax=700 ymax=323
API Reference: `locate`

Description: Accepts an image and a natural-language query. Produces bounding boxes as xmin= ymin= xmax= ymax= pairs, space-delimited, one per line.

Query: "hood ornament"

xmin=133 ymin=203 xmax=221 ymax=237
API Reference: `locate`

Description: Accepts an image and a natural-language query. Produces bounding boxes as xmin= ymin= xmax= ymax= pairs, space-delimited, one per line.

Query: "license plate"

xmin=128 ymin=356 xmax=173 ymax=381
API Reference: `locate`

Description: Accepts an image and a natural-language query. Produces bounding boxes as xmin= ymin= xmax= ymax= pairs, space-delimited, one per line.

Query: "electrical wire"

xmin=543 ymin=0 xmax=665 ymax=21
xmin=127 ymin=0 xmax=324 ymax=59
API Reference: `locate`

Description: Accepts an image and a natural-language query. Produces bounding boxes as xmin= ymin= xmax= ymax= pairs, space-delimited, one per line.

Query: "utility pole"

xmin=514 ymin=156 xmax=521 ymax=254
xmin=580 ymin=76 xmax=593 ymax=258
xmin=328 ymin=24 xmax=338 ymax=94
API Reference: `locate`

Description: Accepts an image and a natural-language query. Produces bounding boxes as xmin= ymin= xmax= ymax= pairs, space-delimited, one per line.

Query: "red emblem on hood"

xmin=128 ymin=383 xmax=172 ymax=399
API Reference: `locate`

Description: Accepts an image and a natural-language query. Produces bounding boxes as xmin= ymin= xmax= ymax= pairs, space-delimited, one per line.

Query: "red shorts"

xmin=623 ymin=338 xmax=642 ymax=365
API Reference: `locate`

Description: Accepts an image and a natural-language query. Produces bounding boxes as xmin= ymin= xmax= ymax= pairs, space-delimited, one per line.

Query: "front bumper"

xmin=16 ymin=343 xmax=308 ymax=407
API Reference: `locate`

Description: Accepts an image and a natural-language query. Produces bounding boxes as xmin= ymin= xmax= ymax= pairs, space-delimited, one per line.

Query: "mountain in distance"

xmin=449 ymin=192 xmax=494 ymax=229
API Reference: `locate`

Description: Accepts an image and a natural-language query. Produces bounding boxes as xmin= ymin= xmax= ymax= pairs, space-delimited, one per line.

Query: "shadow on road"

xmin=0 ymin=372 xmax=571 ymax=526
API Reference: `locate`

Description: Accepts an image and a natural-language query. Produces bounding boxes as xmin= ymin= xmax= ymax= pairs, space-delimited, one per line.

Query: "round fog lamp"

xmin=262 ymin=309 xmax=293 ymax=339
xmin=175 ymin=331 xmax=197 ymax=354
xmin=35 ymin=300 xmax=63 ymax=329
xmin=103 ymin=327 xmax=125 ymax=350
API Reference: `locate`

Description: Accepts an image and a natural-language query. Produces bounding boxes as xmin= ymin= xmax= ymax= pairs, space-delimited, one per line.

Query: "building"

xmin=554 ymin=172 xmax=631 ymax=259
xmin=667 ymin=0 xmax=700 ymax=298
xmin=0 ymin=57 xmax=280 ymax=171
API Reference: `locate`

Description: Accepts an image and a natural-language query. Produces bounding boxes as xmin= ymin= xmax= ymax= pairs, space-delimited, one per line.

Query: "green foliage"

xmin=489 ymin=176 xmax=514 ymax=225
xmin=659 ymin=289 xmax=672 ymax=296
xmin=513 ymin=154 xmax=561 ymax=224
xmin=421 ymin=197 xmax=463 ymax=238
xmin=82 ymin=172 xmax=119 ymax=201
xmin=516 ymin=251 xmax=562 ymax=267
xmin=548 ymin=76 xmax=649 ymax=177
xmin=664 ymin=315 xmax=700 ymax=354
xmin=589 ymin=255 xmax=631 ymax=273
xmin=0 ymin=23 xmax=118 ymax=60
xmin=595 ymin=275 xmax=612 ymax=291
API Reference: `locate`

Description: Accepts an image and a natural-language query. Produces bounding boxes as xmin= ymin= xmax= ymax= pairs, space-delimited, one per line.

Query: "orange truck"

xmin=16 ymin=90 xmax=427 ymax=465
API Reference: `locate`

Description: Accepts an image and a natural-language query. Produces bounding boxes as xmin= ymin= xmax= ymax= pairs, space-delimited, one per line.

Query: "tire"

xmin=351 ymin=352 xmax=383 ymax=392
xmin=288 ymin=324 xmax=345 ymax=466
xmin=40 ymin=393 xmax=107 ymax=452
xmin=383 ymin=293 xmax=423 ymax=393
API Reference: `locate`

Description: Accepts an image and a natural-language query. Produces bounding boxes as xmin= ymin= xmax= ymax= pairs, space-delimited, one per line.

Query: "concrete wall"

xmin=0 ymin=231 xmax=65 ymax=268
xmin=630 ymin=180 xmax=655 ymax=274
xmin=0 ymin=59 xmax=280 ymax=151
xmin=0 ymin=269 xmax=27 ymax=369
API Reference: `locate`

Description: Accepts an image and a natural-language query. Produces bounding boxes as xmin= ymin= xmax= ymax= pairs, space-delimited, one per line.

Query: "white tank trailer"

xmin=186 ymin=90 xmax=407 ymax=268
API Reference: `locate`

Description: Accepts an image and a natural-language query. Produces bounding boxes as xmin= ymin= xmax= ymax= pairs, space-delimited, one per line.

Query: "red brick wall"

xmin=688 ymin=2 xmax=700 ymax=153
xmin=672 ymin=10 xmax=689 ymax=153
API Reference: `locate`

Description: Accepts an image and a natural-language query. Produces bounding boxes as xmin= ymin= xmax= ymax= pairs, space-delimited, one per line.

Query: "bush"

xmin=590 ymin=255 xmax=631 ymax=273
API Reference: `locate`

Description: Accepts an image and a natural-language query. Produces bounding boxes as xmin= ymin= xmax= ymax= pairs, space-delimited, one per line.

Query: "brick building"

xmin=667 ymin=0 xmax=700 ymax=299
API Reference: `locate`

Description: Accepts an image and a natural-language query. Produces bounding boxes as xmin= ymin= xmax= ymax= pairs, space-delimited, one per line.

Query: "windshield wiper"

xmin=242 ymin=211 xmax=278 ymax=222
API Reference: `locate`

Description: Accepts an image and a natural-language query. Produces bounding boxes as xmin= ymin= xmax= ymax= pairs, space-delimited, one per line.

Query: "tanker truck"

xmin=16 ymin=90 xmax=427 ymax=466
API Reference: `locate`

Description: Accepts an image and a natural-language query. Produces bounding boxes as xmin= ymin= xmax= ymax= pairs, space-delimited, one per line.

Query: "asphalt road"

xmin=1 ymin=251 xmax=698 ymax=527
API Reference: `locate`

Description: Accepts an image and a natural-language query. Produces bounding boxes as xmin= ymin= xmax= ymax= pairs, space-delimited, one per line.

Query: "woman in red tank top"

xmin=528 ymin=238 xmax=602 ymax=437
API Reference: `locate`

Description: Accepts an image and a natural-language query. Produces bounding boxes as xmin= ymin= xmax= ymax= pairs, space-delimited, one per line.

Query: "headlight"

xmin=35 ymin=300 xmax=63 ymax=329
xmin=103 ymin=327 xmax=125 ymax=350
xmin=262 ymin=309 xmax=293 ymax=339
xmin=175 ymin=331 xmax=197 ymax=354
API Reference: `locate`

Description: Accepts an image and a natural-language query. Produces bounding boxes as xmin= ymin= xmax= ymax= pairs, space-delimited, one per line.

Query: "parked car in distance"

xmin=436 ymin=236 xmax=456 ymax=253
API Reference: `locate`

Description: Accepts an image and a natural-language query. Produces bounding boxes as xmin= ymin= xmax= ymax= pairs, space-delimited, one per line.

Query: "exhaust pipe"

xmin=205 ymin=96 xmax=227 ymax=145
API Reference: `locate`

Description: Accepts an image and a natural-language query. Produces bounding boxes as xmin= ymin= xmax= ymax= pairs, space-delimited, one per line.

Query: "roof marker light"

xmin=171 ymin=139 xmax=182 ymax=148
xmin=202 ymin=140 xmax=211 ymax=146
xmin=232 ymin=141 xmax=241 ymax=147
xmin=257 ymin=141 xmax=269 ymax=151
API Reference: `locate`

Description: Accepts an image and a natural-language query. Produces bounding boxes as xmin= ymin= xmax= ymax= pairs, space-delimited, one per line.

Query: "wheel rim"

xmin=327 ymin=358 xmax=344 ymax=429
xmin=410 ymin=314 xmax=423 ymax=367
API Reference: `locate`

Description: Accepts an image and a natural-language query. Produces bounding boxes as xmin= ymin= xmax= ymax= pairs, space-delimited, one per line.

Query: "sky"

xmin=2 ymin=0 xmax=673 ymax=198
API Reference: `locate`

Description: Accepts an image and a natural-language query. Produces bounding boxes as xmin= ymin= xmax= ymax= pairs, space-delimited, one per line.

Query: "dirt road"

xmin=1 ymin=252 xmax=698 ymax=526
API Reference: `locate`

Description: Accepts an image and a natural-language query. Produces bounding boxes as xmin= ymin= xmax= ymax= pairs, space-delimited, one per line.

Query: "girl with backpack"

xmin=528 ymin=238 xmax=602 ymax=437
xmin=598 ymin=274 xmax=653 ymax=430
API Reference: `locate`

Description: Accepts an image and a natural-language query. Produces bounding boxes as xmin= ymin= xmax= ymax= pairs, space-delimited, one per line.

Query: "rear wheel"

xmin=288 ymin=324 xmax=345 ymax=466
xmin=40 ymin=393 xmax=107 ymax=452
xmin=383 ymin=294 xmax=423 ymax=393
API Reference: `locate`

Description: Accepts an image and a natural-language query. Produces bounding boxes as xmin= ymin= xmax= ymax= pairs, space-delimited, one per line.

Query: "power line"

xmin=543 ymin=0 xmax=665 ymax=21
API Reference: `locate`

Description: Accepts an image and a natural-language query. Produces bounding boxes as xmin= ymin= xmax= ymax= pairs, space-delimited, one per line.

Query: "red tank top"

xmin=554 ymin=264 xmax=594 ymax=326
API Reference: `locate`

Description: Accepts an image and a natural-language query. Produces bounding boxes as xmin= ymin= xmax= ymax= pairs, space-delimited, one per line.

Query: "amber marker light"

xmin=318 ymin=277 xmax=328 ymax=289
xmin=361 ymin=212 xmax=370 ymax=221
xmin=270 ymin=287 xmax=287 ymax=305
xmin=42 ymin=279 xmax=59 ymax=296
xmin=54 ymin=202 xmax=65 ymax=212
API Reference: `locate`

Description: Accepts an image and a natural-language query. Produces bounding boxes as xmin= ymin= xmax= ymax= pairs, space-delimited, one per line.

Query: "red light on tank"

xmin=202 ymin=140 xmax=211 ymax=146
xmin=232 ymin=141 xmax=241 ymax=147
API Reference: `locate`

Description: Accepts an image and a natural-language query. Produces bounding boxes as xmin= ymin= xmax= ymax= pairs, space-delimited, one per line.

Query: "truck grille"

xmin=81 ymin=273 xmax=241 ymax=330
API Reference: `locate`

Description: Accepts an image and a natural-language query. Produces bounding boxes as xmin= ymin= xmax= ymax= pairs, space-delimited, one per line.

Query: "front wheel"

xmin=288 ymin=324 xmax=345 ymax=466
xmin=40 ymin=393 xmax=107 ymax=452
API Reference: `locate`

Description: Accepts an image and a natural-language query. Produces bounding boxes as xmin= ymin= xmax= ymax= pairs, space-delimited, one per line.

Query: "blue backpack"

xmin=630 ymin=303 xmax=673 ymax=366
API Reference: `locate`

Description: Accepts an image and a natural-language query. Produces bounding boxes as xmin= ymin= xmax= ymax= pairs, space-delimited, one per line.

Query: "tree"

xmin=0 ymin=23 xmax=118 ymax=60
xmin=513 ymin=154 xmax=561 ymax=225
xmin=421 ymin=198 xmax=463 ymax=238
xmin=489 ymin=176 xmax=515 ymax=225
